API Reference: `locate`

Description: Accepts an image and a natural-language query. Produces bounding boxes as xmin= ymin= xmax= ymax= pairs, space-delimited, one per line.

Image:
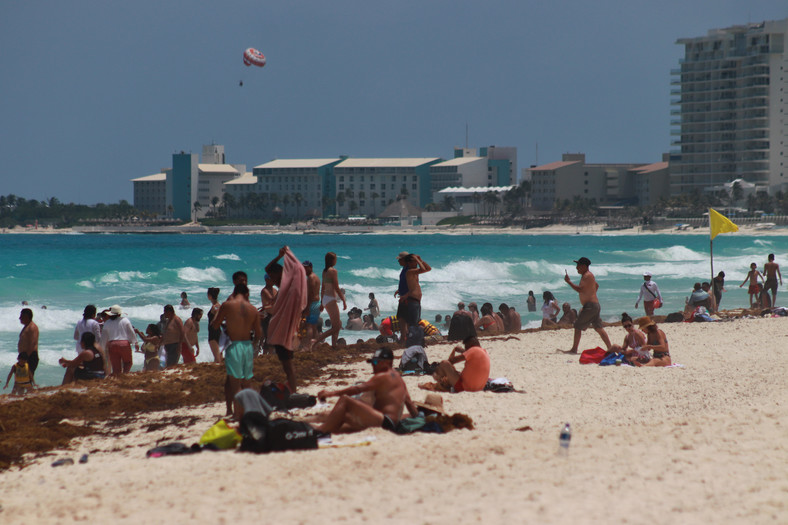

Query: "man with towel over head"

xmin=265 ymin=246 xmax=307 ymax=393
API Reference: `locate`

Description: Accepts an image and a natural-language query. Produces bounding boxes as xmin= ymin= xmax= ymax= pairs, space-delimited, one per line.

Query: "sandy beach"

xmin=1 ymin=317 xmax=786 ymax=524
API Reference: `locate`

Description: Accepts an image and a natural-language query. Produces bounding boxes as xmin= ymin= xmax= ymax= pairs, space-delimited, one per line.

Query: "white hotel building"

xmin=671 ymin=18 xmax=788 ymax=195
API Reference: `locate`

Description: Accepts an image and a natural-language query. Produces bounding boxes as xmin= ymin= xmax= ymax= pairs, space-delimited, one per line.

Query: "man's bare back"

xmin=404 ymin=254 xmax=431 ymax=302
xmin=213 ymin=296 xmax=261 ymax=343
xmin=307 ymin=272 xmax=321 ymax=303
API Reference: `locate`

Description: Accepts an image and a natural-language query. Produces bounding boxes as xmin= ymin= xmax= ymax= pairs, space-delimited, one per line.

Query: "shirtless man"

xmin=394 ymin=252 xmax=410 ymax=342
xmin=556 ymin=302 xmax=578 ymax=328
xmin=211 ymin=283 xmax=262 ymax=418
xmin=162 ymin=304 xmax=185 ymax=367
xmin=739 ymin=262 xmax=764 ymax=308
xmin=763 ymin=254 xmax=782 ymax=307
xmin=561 ymin=257 xmax=612 ymax=353
xmin=401 ymin=254 xmax=431 ymax=332
xmin=182 ymin=308 xmax=202 ymax=364
xmin=314 ymin=348 xmax=418 ymax=434
xmin=18 ymin=308 xmax=39 ymax=381
xmin=302 ymin=261 xmax=321 ymax=346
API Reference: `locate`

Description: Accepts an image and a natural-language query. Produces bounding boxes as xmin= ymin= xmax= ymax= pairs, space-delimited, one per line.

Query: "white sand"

xmin=1 ymin=318 xmax=786 ymax=524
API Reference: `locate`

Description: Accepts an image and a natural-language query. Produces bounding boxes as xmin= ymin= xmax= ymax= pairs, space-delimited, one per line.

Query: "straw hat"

xmin=109 ymin=305 xmax=123 ymax=316
xmin=414 ymin=393 xmax=445 ymax=415
xmin=637 ymin=317 xmax=656 ymax=330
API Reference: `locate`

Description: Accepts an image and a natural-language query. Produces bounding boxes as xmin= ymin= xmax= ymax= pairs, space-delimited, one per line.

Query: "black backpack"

xmin=239 ymin=412 xmax=318 ymax=454
xmin=260 ymin=381 xmax=317 ymax=411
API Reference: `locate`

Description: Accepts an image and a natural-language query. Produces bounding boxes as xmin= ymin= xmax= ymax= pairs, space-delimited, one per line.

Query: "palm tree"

xmin=321 ymin=195 xmax=333 ymax=217
xmin=483 ymin=191 xmax=499 ymax=216
xmin=222 ymin=192 xmax=235 ymax=218
xmin=192 ymin=200 xmax=202 ymax=222
xmin=269 ymin=193 xmax=280 ymax=219
xmin=293 ymin=192 xmax=303 ymax=219
xmin=349 ymin=200 xmax=358 ymax=215
xmin=357 ymin=191 xmax=366 ymax=216
xmin=335 ymin=192 xmax=346 ymax=216
xmin=211 ymin=196 xmax=220 ymax=217
xmin=371 ymin=192 xmax=380 ymax=217
xmin=281 ymin=194 xmax=290 ymax=217
xmin=167 ymin=204 xmax=174 ymax=219
xmin=442 ymin=195 xmax=456 ymax=212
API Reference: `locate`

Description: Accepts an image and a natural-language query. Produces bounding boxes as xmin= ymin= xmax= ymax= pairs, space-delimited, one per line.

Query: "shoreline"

xmin=5 ymin=223 xmax=788 ymax=236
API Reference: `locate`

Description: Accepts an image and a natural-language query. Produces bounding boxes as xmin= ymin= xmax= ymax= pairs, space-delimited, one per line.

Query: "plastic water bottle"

xmin=559 ymin=423 xmax=571 ymax=455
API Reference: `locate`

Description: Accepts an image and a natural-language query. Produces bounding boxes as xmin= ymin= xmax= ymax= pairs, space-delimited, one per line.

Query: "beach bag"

xmin=199 ymin=419 xmax=242 ymax=450
xmin=664 ymin=312 xmax=684 ymax=323
xmin=653 ymin=298 xmax=662 ymax=309
xmin=260 ymin=381 xmax=291 ymax=410
xmin=599 ymin=353 xmax=624 ymax=366
xmin=447 ymin=314 xmax=476 ymax=342
xmin=239 ymin=413 xmax=318 ymax=453
xmin=578 ymin=347 xmax=606 ymax=364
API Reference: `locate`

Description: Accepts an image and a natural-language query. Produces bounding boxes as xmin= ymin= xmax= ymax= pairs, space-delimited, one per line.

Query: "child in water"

xmin=134 ymin=324 xmax=163 ymax=372
xmin=4 ymin=353 xmax=36 ymax=394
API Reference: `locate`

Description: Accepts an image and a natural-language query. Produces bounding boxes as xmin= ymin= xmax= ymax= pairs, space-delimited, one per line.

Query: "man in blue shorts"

xmin=303 ymin=261 xmax=321 ymax=346
xmin=211 ymin=283 xmax=262 ymax=419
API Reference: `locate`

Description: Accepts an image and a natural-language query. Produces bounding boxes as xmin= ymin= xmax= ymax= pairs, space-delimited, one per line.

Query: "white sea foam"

xmin=213 ymin=253 xmax=241 ymax=261
xmin=609 ymin=245 xmax=705 ymax=262
xmin=76 ymin=280 xmax=95 ymax=289
xmin=176 ymin=266 xmax=227 ymax=283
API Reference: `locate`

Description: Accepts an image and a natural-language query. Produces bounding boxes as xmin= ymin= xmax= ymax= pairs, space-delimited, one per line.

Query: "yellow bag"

xmin=199 ymin=419 xmax=242 ymax=450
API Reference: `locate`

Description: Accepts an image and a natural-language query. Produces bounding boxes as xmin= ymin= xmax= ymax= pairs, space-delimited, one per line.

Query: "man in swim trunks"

xmin=302 ymin=261 xmax=321 ymax=347
xmin=739 ymin=262 xmax=764 ymax=308
xmin=162 ymin=304 xmax=185 ymax=367
xmin=401 ymin=253 xmax=432 ymax=331
xmin=314 ymin=348 xmax=418 ymax=434
xmin=433 ymin=336 xmax=490 ymax=393
xmin=211 ymin=283 xmax=262 ymax=419
xmin=394 ymin=252 xmax=410 ymax=342
xmin=763 ymin=254 xmax=782 ymax=307
xmin=182 ymin=308 xmax=202 ymax=364
xmin=17 ymin=308 xmax=39 ymax=381
xmin=561 ymin=257 xmax=612 ymax=354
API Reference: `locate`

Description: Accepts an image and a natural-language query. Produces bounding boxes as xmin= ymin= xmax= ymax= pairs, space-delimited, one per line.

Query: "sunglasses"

xmin=370 ymin=358 xmax=380 ymax=365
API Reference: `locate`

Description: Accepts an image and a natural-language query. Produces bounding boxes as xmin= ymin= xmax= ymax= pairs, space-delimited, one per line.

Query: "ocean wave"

xmin=176 ymin=266 xmax=227 ymax=283
xmin=213 ymin=253 xmax=241 ymax=261
xmin=608 ymin=245 xmax=705 ymax=262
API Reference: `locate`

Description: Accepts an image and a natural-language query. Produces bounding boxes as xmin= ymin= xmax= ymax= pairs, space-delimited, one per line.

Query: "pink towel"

xmin=268 ymin=248 xmax=307 ymax=350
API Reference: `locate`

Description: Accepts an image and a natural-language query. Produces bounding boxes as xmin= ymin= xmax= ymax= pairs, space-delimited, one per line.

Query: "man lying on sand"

xmin=313 ymin=348 xmax=418 ymax=434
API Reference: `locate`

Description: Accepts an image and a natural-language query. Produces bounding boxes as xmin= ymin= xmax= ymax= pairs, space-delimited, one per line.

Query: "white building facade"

xmin=671 ymin=18 xmax=788 ymax=195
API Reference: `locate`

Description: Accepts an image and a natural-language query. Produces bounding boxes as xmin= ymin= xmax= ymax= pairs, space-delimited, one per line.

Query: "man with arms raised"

xmin=18 ymin=308 xmax=39 ymax=381
xmin=561 ymin=257 xmax=612 ymax=354
xmin=315 ymin=348 xmax=418 ymax=434
xmin=400 ymin=253 xmax=431 ymax=336
xmin=211 ymin=283 xmax=262 ymax=419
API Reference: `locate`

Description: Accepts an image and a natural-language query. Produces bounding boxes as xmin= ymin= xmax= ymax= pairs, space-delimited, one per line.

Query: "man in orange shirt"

xmin=432 ymin=336 xmax=490 ymax=393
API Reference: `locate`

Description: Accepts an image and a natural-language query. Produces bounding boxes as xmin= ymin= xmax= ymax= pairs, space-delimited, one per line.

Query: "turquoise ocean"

xmin=1 ymin=232 xmax=784 ymax=387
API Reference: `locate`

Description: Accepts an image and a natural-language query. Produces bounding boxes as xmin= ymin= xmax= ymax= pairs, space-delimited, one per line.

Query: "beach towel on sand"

xmin=268 ymin=249 xmax=307 ymax=351
xmin=579 ymin=347 xmax=606 ymax=364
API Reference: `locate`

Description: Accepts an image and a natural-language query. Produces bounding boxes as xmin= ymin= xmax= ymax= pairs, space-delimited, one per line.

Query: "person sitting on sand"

xmin=453 ymin=302 xmax=472 ymax=318
xmin=4 ymin=353 xmax=36 ymax=395
xmin=134 ymin=323 xmax=163 ymax=371
xmin=541 ymin=291 xmax=560 ymax=328
xmin=60 ymin=332 xmax=109 ymax=384
xmin=314 ymin=348 xmax=418 ymax=434
xmin=379 ymin=315 xmax=400 ymax=340
xmin=475 ymin=303 xmax=502 ymax=333
xmin=556 ymin=302 xmax=578 ymax=328
xmin=467 ymin=302 xmax=480 ymax=325
xmin=608 ymin=313 xmax=649 ymax=364
xmin=634 ymin=317 xmax=671 ymax=367
xmin=432 ymin=336 xmax=490 ymax=393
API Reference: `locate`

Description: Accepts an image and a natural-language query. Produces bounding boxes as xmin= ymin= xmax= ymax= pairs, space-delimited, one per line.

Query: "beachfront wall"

xmin=670 ymin=17 xmax=788 ymax=197
xmin=131 ymin=172 xmax=168 ymax=216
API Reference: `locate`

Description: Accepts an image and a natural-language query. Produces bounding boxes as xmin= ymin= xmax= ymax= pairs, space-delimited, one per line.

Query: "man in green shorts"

xmin=211 ymin=283 xmax=262 ymax=419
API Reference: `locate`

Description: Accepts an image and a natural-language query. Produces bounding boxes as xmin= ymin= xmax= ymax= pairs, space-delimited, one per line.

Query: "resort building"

xmin=671 ymin=18 xmax=788 ymax=195
xmin=250 ymin=158 xmax=342 ymax=219
xmin=429 ymin=156 xmax=488 ymax=202
xmin=196 ymin=163 xmax=241 ymax=218
xmin=168 ymin=152 xmax=198 ymax=221
xmin=528 ymin=153 xmax=669 ymax=210
xmin=332 ymin=157 xmax=441 ymax=217
xmin=131 ymin=171 xmax=168 ymax=216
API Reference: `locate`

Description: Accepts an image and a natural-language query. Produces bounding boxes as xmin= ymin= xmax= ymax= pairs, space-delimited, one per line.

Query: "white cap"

xmin=643 ymin=271 xmax=652 ymax=277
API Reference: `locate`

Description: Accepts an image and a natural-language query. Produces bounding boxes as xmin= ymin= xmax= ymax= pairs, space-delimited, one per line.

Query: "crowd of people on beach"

xmin=5 ymin=249 xmax=784 ymax=438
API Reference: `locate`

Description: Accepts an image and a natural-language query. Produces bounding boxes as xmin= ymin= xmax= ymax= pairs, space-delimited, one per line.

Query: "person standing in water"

xmin=313 ymin=252 xmax=347 ymax=348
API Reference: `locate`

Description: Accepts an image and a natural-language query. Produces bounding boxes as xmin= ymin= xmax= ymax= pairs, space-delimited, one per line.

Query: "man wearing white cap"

xmin=100 ymin=305 xmax=138 ymax=375
xmin=635 ymin=272 xmax=662 ymax=316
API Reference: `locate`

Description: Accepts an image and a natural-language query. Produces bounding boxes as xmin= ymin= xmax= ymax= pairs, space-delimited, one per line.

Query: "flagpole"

xmin=710 ymin=209 xmax=716 ymax=311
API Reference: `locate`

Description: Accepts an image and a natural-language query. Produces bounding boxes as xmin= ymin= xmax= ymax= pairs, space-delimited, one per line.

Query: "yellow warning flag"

xmin=709 ymin=208 xmax=738 ymax=240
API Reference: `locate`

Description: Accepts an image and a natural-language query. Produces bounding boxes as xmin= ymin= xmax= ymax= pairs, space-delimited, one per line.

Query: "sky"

xmin=1 ymin=1 xmax=787 ymax=204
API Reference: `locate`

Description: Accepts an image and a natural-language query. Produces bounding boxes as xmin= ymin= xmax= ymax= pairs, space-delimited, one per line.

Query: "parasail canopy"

xmin=243 ymin=48 xmax=266 ymax=68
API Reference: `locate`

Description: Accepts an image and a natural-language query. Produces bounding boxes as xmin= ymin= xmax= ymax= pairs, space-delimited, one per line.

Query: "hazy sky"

xmin=2 ymin=1 xmax=786 ymax=204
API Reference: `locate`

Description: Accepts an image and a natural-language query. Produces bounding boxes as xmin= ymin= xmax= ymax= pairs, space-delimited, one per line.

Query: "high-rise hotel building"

xmin=671 ymin=18 xmax=788 ymax=195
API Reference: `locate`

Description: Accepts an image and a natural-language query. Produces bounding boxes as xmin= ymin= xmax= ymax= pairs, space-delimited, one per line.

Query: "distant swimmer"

xmin=526 ymin=291 xmax=537 ymax=312
xmin=560 ymin=257 xmax=611 ymax=354
xmin=763 ymin=254 xmax=782 ymax=307
xmin=180 ymin=292 xmax=190 ymax=309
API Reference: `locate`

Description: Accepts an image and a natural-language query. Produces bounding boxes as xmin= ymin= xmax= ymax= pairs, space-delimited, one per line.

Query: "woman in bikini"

xmin=635 ymin=317 xmax=672 ymax=367
xmin=206 ymin=287 xmax=222 ymax=363
xmin=608 ymin=313 xmax=649 ymax=364
xmin=134 ymin=324 xmax=163 ymax=371
xmin=475 ymin=303 xmax=501 ymax=334
xmin=313 ymin=252 xmax=347 ymax=348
